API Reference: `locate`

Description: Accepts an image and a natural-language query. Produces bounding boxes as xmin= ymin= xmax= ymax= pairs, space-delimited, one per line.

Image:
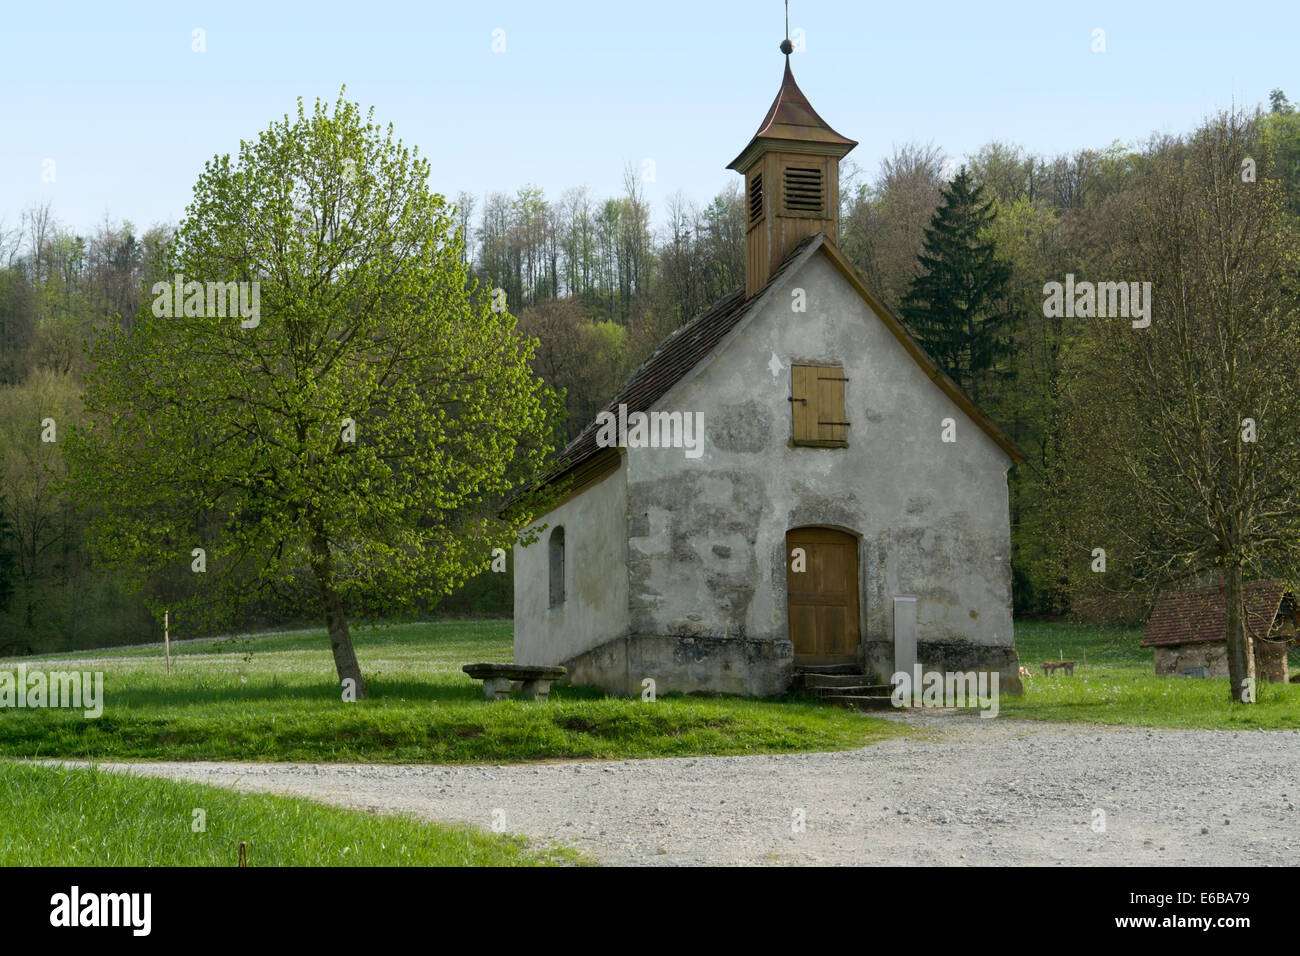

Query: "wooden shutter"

xmin=791 ymin=364 xmax=848 ymax=447
xmin=815 ymin=367 xmax=848 ymax=443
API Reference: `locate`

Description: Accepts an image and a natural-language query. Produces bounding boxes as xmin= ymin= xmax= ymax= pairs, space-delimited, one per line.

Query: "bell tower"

xmin=728 ymin=26 xmax=857 ymax=298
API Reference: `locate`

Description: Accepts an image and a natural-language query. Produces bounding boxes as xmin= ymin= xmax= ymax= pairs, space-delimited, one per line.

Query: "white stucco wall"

xmin=513 ymin=456 xmax=629 ymax=666
xmin=624 ymin=248 xmax=1016 ymax=656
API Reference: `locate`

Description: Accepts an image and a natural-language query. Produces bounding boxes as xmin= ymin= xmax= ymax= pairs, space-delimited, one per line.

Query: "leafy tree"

xmin=900 ymin=168 xmax=1014 ymax=402
xmin=1262 ymin=90 xmax=1300 ymax=219
xmin=0 ymin=369 xmax=83 ymax=639
xmin=967 ymin=141 xmax=1036 ymax=205
xmin=977 ymin=193 xmax=1072 ymax=613
xmin=516 ymin=298 xmax=636 ymax=443
xmin=65 ymin=92 xmax=558 ymax=696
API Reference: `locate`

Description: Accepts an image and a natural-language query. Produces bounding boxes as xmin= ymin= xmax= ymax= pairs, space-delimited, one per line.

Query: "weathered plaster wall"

xmin=623 ymin=249 xmax=1018 ymax=692
xmin=513 ymin=459 xmax=629 ymax=667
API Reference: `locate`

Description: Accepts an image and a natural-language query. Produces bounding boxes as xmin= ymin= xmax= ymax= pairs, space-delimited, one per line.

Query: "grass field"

xmin=0 ymin=620 xmax=905 ymax=763
xmin=5 ymin=619 xmax=1292 ymax=868
xmin=2 ymin=620 xmax=1295 ymax=772
xmin=0 ymin=760 xmax=573 ymax=866
xmin=1004 ymin=621 xmax=1300 ymax=729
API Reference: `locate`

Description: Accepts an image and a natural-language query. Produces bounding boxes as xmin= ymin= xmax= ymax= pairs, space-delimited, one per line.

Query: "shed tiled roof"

xmin=1141 ymin=581 xmax=1292 ymax=647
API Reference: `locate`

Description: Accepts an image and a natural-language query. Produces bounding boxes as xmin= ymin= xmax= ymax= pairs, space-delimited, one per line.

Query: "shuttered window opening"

xmin=748 ymin=173 xmax=764 ymax=225
xmin=784 ymin=166 xmax=824 ymax=215
xmin=790 ymin=363 xmax=849 ymax=446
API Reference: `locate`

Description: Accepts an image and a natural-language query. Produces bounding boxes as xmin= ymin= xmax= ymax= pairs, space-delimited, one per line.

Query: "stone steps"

xmin=794 ymin=666 xmax=895 ymax=711
xmin=820 ymin=694 xmax=896 ymax=711
xmin=804 ymin=683 xmax=894 ymax=697
xmin=796 ymin=672 xmax=864 ymax=688
xmin=793 ymin=663 xmax=862 ymax=675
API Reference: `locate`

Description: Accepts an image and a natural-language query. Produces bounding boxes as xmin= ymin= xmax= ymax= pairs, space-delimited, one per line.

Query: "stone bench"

xmin=1041 ymin=660 xmax=1076 ymax=676
xmin=462 ymin=663 xmax=567 ymax=701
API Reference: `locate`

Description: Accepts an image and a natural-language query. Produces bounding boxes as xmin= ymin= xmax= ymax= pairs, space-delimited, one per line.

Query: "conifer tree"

xmin=901 ymin=168 xmax=1013 ymax=402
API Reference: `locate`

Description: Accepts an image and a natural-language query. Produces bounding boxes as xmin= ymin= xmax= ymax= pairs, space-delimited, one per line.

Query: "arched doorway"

xmin=785 ymin=527 xmax=860 ymax=665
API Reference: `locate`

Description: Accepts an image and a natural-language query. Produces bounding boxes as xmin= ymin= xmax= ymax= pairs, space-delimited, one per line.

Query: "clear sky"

xmin=4 ymin=0 xmax=1297 ymax=236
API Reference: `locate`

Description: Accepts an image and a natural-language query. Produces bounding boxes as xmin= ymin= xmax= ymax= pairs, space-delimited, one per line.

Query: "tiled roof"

xmin=1141 ymin=581 xmax=1291 ymax=647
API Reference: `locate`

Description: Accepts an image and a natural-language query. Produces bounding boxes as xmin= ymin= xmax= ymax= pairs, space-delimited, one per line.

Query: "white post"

xmin=164 ymin=609 xmax=171 ymax=676
xmin=893 ymin=595 xmax=917 ymax=681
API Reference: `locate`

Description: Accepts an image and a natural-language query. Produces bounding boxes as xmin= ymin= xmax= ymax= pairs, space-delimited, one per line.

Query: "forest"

xmin=2 ymin=90 xmax=1299 ymax=654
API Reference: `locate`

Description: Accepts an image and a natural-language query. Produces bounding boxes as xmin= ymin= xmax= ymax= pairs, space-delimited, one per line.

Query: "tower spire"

xmin=728 ymin=4 xmax=857 ymax=297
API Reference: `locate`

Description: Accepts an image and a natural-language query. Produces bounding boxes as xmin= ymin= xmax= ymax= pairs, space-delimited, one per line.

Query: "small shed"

xmin=1141 ymin=581 xmax=1298 ymax=682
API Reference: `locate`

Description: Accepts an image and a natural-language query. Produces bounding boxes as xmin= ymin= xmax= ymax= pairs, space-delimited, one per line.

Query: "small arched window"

xmin=548 ymin=527 xmax=566 ymax=609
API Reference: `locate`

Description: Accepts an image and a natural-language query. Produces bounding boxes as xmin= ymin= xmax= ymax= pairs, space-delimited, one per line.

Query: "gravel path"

xmin=80 ymin=713 xmax=1300 ymax=865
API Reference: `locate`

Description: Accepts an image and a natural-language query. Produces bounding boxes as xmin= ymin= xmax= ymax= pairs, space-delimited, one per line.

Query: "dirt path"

xmin=77 ymin=713 xmax=1300 ymax=865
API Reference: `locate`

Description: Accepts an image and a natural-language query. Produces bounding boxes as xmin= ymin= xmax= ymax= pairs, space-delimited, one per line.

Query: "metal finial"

xmin=781 ymin=0 xmax=792 ymax=55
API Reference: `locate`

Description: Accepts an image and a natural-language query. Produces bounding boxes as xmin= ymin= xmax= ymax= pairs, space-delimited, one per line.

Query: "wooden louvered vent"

xmin=748 ymin=173 xmax=764 ymax=225
xmin=784 ymin=166 xmax=824 ymax=215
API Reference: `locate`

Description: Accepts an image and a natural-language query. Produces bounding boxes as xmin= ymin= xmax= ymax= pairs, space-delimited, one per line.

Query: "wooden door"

xmin=786 ymin=528 xmax=860 ymax=665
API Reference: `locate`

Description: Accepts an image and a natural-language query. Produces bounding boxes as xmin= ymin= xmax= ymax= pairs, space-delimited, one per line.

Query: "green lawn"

xmin=14 ymin=619 xmax=1291 ymax=869
xmin=0 ymin=760 xmax=573 ymax=866
xmin=5 ymin=619 xmax=1294 ymax=769
xmin=0 ymin=620 xmax=904 ymax=763
xmin=1002 ymin=621 xmax=1300 ymax=729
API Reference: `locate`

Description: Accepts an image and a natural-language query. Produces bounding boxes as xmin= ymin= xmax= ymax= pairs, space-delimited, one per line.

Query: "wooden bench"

xmin=462 ymin=663 xmax=567 ymax=701
xmin=1041 ymin=660 xmax=1076 ymax=676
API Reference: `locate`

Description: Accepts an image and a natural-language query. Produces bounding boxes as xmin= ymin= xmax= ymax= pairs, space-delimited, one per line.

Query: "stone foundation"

xmin=562 ymin=633 xmax=1023 ymax=697
xmin=1153 ymin=641 xmax=1289 ymax=682
xmin=862 ymin=638 xmax=1024 ymax=695
xmin=562 ymin=633 xmax=794 ymax=697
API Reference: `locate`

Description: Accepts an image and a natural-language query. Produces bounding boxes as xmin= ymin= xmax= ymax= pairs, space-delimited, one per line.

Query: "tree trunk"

xmin=1223 ymin=563 xmax=1255 ymax=704
xmin=309 ymin=522 xmax=367 ymax=700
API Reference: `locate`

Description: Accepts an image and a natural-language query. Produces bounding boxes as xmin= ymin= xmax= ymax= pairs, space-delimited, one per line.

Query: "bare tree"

xmin=1059 ymin=111 xmax=1300 ymax=702
xmin=453 ymin=190 xmax=477 ymax=265
xmin=840 ymin=142 xmax=945 ymax=311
